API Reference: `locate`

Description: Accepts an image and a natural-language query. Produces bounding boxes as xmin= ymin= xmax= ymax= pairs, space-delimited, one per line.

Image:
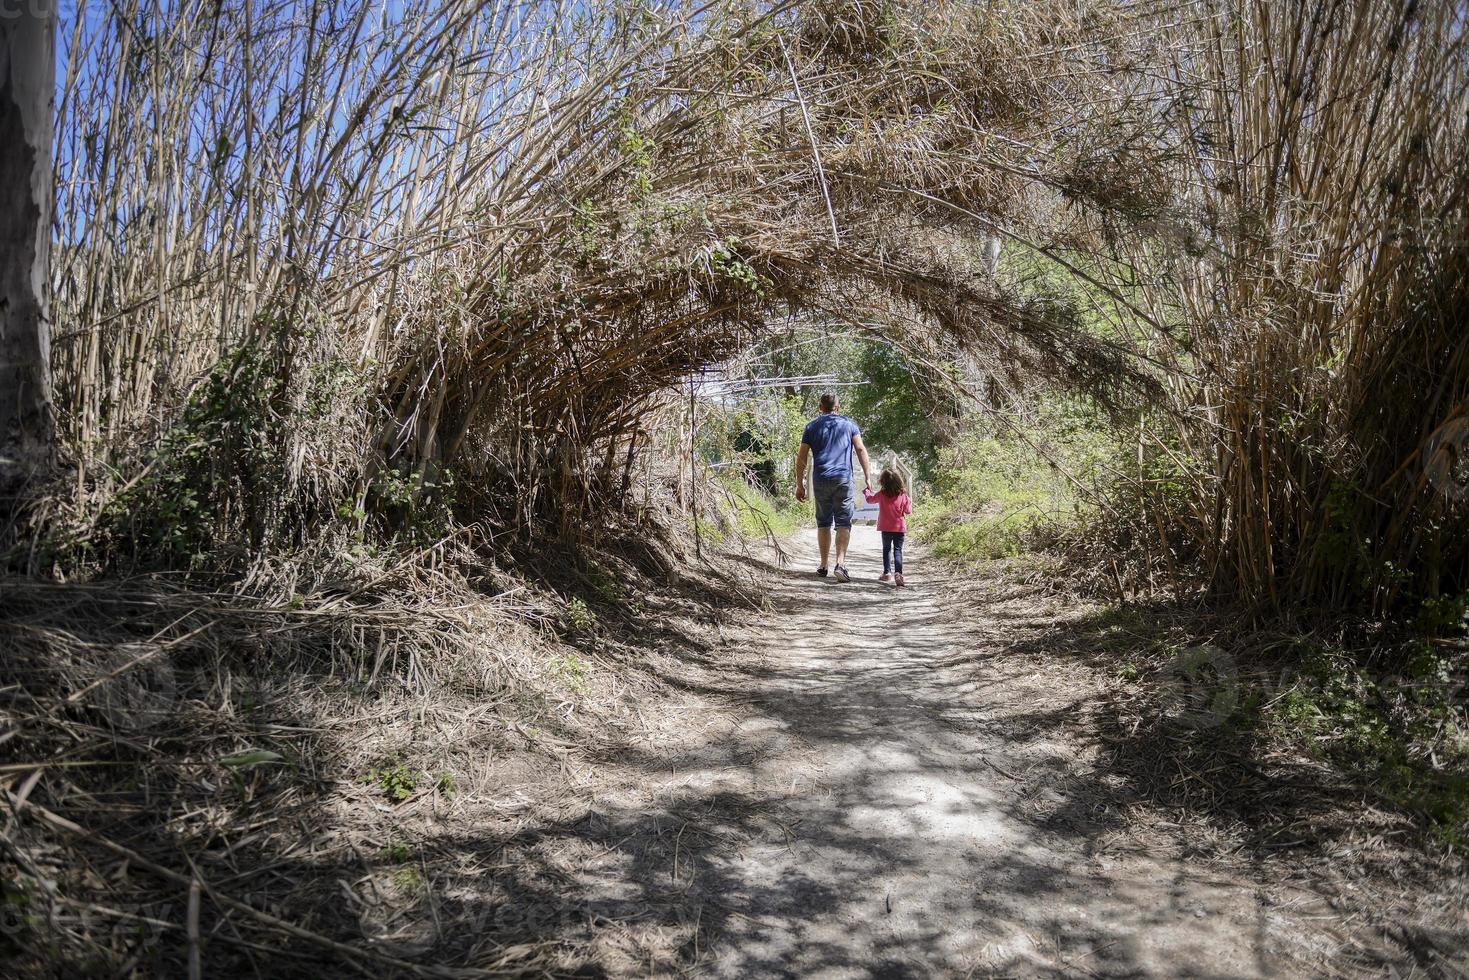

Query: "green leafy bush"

xmin=103 ymin=345 xmax=286 ymax=564
xmin=916 ymin=397 xmax=1121 ymax=562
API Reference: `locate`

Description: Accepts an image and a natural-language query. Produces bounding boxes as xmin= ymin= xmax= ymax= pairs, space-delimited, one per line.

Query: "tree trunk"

xmin=0 ymin=2 xmax=55 ymax=489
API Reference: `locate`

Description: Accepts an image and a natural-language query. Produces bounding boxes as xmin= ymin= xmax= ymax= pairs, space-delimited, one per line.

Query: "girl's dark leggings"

xmin=881 ymin=531 xmax=905 ymax=573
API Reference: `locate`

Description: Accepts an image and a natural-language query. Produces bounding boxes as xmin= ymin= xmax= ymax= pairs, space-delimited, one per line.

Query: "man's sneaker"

xmin=817 ymin=566 xmax=828 ymax=577
xmin=878 ymin=573 xmax=892 ymax=583
xmin=895 ymin=572 xmax=905 ymax=587
xmin=833 ymin=565 xmax=851 ymax=583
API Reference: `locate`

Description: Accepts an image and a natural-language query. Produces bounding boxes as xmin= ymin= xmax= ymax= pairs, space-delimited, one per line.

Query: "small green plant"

xmin=367 ymin=463 xmax=456 ymax=545
xmin=380 ymin=842 xmax=412 ymax=864
xmin=707 ymin=239 xmax=769 ymax=296
xmin=569 ymin=199 xmax=605 ymax=261
xmin=436 ymin=771 xmax=457 ymax=798
xmin=617 ymin=111 xmax=655 ymax=201
xmin=548 ymin=653 xmax=590 ymax=690
xmin=391 ymin=867 xmax=426 ymax=893
xmin=218 ymin=749 xmax=285 ymax=770
xmin=585 ymin=563 xmax=621 ymax=603
xmin=361 ymin=758 xmax=418 ymax=802
xmin=565 ymin=597 xmax=596 ymax=633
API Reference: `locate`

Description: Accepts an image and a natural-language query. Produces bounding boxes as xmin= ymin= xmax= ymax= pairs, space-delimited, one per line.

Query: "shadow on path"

xmin=508 ymin=528 xmax=1343 ymax=977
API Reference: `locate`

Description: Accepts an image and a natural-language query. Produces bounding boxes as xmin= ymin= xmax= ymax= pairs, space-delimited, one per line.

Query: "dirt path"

xmin=15 ymin=526 xmax=1455 ymax=977
xmin=574 ymin=528 xmax=1345 ymax=977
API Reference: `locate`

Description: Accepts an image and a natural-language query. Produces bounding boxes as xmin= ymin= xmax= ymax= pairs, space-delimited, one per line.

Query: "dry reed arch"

xmin=46 ymin=0 xmax=1469 ymax=608
xmin=56 ymin=0 xmax=1178 ymax=555
xmin=356 ymin=0 xmax=1170 ymax=536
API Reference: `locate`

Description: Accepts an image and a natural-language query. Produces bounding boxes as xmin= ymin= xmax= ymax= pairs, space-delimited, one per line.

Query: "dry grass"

xmin=0 ymin=507 xmax=767 ymax=975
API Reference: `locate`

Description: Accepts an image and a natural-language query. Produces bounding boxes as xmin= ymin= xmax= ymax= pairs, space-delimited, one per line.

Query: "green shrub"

xmin=916 ymin=404 xmax=1115 ymax=561
xmin=103 ymin=344 xmax=286 ymax=564
xmin=361 ymin=758 xmax=419 ymax=803
xmin=719 ymin=474 xmax=803 ymax=540
xmin=565 ymin=597 xmax=596 ymax=634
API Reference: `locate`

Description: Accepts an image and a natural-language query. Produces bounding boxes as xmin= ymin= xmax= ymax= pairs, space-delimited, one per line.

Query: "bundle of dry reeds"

xmin=1082 ymin=0 xmax=1469 ymax=614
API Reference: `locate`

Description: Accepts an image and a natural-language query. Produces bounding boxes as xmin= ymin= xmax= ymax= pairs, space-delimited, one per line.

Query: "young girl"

xmin=863 ymin=468 xmax=913 ymax=586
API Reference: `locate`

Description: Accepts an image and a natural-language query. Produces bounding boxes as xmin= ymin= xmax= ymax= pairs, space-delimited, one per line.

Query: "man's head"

xmin=818 ymin=392 xmax=838 ymax=414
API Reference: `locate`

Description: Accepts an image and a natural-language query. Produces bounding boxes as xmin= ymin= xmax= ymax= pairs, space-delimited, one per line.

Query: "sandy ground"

xmin=574 ymin=528 xmax=1346 ymax=977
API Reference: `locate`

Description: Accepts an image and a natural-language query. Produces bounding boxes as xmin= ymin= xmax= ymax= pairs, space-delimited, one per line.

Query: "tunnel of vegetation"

xmin=16 ymin=0 xmax=1469 ymax=644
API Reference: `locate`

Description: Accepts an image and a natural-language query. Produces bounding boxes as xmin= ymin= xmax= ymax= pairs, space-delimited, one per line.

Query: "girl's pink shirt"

xmin=863 ymin=488 xmax=912 ymax=532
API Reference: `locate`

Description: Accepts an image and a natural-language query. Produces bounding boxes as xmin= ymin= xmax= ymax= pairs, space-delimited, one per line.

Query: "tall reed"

xmin=1120 ymin=0 xmax=1469 ymax=614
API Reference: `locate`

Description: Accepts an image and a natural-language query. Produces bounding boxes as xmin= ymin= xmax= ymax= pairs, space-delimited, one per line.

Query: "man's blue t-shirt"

xmin=802 ymin=413 xmax=861 ymax=481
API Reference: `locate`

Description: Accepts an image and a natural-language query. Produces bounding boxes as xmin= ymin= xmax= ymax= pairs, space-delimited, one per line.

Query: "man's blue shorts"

xmin=812 ymin=475 xmax=854 ymax=529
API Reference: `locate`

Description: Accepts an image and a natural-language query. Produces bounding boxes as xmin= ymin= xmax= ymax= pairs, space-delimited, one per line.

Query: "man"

xmin=795 ymin=392 xmax=872 ymax=582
